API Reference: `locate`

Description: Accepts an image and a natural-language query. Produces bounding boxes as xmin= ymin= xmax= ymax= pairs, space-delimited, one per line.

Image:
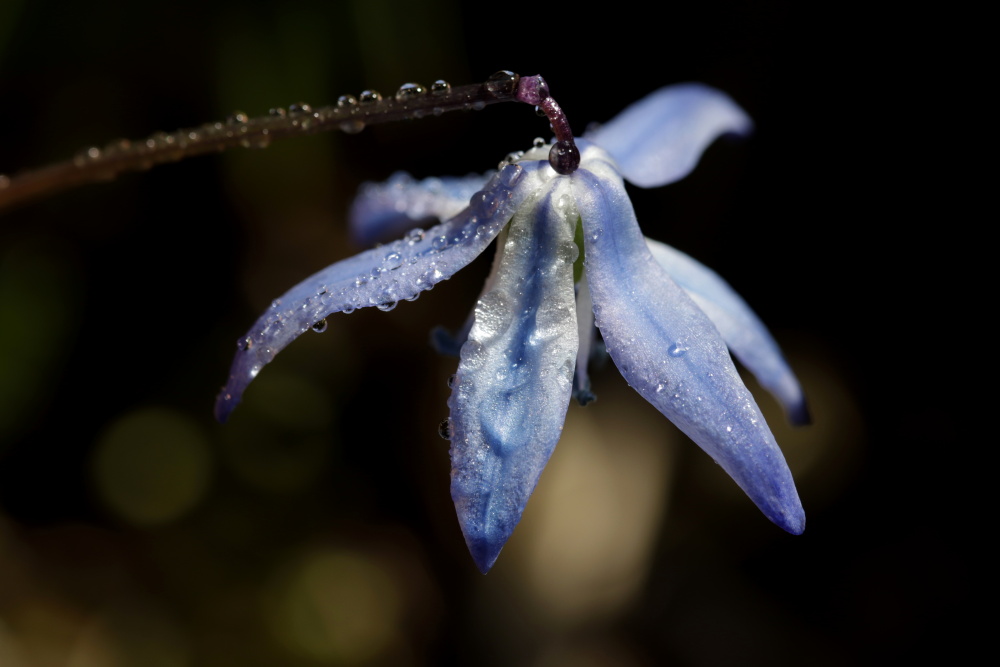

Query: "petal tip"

xmin=468 ymin=537 xmax=503 ymax=574
xmin=763 ymin=497 xmax=806 ymax=535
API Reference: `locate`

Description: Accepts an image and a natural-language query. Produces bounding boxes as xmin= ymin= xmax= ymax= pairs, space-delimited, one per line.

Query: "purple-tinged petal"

xmin=585 ymin=84 xmax=752 ymax=189
xmin=216 ymin=161 xmax=546 ymax=422
xmin=448 ymin=179 xmax=579 ymax=573
xmin=647 ymin=239 xmax=809 ymax=425
xmin=349 ymin=171 xmax=491 ymax=245
xmin=572 ymin=158 xmax=804 ymax=534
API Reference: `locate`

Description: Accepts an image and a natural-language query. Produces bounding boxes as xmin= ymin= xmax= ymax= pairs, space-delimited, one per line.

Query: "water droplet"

xmin=271 ymin=299 xmax=282 ymax=309
xmin=359 ymin=90 xmax=382 ymax=105
xmin=383 ymin=251 xmax=403 ymax=270
xmin=432 ymin=236 xmax=449 ymax=251
xmin=668 ymin=343 xmax=688 ymax=357
xmin=655 ymin=383 xmax=666 ymax=393
xmin=340 ymin=120 xmax=365 ymax=134
xmin=311 ymin=319 xmax=328 ymax=333
xmin=376 ymin=301 xmax=398 ymax=312
xmin=73 ymin=146 xmax=102 ymax=166
xmin=226 ymin=111 xmax=248 ymax=125
xmin=354 ymin=274 xmax=369 ymax=287
xmin=418 ymin=267 xmax=444 ymax=287
xmin=337 ymin=95 xmax=358 ymax=109
xmin=370 ymin=266 xmax=383 ymax=280
xmin=725 ymin=425 xmax=733 ymax=433
xmin=499 ymin=163 xmax=523 ymax=187
xmin=395 ymin=83 xmax=425 ymax=101
xmin=405 ymin=228 xmax=425 ymax=244
xmin=289 ymin=102 xmax=312 ymax=114
xmin=237 ymin=336 xmax=253 ymax=351
xmin=485 ymin=70 xmax=517 ymax=95
xmin=535 ymin=105 xmax=547 ymax=117
xmin=438 ymin=419 xmax=452 ymax=440
xmin=430 ymin=80 xmax=451 ymax=95
xmin=549 ymin=140 xmax=581 ymax=175
xmin=343 ymin=305 xmax=356 ymax=314
xmin=447 ymin=374 xmax=458 ymax=389
xmin=268 ymin=107 xmax=287 ymax=118
xmin=533 ymin=137 xmax=546 ymax=148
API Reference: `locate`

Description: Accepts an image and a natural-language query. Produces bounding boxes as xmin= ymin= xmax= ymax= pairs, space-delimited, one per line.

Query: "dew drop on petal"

xmin=430 ymin=80 xmax=451 ymax=95
xmin=359 ymin=90 xmax=382 ymax=104
xmin=376 ymin=301 xmax=398 ymax=312
xmin=533 ymin=137 xmax=546 ymax=148
xmin=447 ymin=374 xmax=458 ymax=388
xmin=668 ymin=343 xmax=688 ymax=357
xmin=438 ymin=419 xmax=452 ymax=440
xmin=337 ymin=95 xmax=358 ymax=109
xmin=311 ymin=320 xmax=328 ymax=333
xmin=499 ymin=163 xmax=523 ymax=187
xmin=383 ymin=251 xmax=403 ymax=270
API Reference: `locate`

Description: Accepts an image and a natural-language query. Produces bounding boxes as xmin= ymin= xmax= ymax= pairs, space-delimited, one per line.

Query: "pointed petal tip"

xmin=468 ymin=537 xmax=502 ymax=574
xmin=758 ymin=490 xmax=805 ymax=535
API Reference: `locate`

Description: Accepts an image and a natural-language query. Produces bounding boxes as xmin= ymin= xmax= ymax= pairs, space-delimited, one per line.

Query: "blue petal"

xmin=448 ymin=179 xmax=579 ymax=573
xmin=572 ymin=158 xmax=804 ymax=534
xmin=216 ymin=162 xmax=546 ymax=422
xmin=647 ymin=239 xmax=809 ymax=425
xmin=349 ymin=171 xmax=491 ymax=245
xmin=585 ymin=84 xmax=752 ymax=188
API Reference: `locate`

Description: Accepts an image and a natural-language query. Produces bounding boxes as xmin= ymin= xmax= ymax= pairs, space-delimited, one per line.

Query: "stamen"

xmin=515 ymin=75 xmax=580 ymax=175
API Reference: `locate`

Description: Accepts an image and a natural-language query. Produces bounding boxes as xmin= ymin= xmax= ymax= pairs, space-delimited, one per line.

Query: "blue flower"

xmin=216 ymin=83 xmax=808 ymax=573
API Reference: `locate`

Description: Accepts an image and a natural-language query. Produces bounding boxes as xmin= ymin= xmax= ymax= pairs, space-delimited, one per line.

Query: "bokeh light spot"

xmin=92 ymin=408 xmax=212 ymax=526
xmin=267 ymin=549 xmax=403 ymax=663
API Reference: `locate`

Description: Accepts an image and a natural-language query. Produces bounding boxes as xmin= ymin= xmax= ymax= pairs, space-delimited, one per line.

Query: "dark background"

xmin=0 ymin=1 xmax=966 ymax=665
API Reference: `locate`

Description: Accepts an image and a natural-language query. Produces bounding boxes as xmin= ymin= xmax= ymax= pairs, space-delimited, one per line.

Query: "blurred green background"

xmin=0 ymin=1 xmax=964 ymax=665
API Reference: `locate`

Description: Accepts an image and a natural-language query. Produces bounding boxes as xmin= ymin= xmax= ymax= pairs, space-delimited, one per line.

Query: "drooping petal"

xmin=216 ymin=162 xmax=546 ymax=422
xmin=585 ymin=84 xmax=752 ymax=188
xmin=647 ymin=239 xmax=809 ymax=425
xmin=572 ymin=156 xmax=804 ymax=534
xmin=349 ymin=171 xmax=491 ymax=245
xmin=448 ymin=178 xmax=579 ymax=573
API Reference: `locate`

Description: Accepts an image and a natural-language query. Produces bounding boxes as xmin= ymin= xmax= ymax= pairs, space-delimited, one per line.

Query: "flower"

xmin=215 ymin=83 xmax=808 ymax=573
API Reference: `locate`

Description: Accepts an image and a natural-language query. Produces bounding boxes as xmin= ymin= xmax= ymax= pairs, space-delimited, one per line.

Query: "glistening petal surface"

xmin=573 ymin=154 xmax=804 ymax=534
xmin=349 ymin=171 xmax=491 ymax=245
xmin=585 ymin=84 xmax=752 ymax=188
xmin=647 ymin=239 xmax=809 ymax=425
xmin=448 ymin=180 xmax=579 ymax=573
xmin=216 ymin=162 xmax=546 ymax=422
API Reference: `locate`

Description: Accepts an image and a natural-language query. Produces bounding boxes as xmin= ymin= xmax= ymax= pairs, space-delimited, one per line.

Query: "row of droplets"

xmin=234 ymin=157 xmax=527 ymax=364
xmin=65 ymin=79 xmax=462 ymax=168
